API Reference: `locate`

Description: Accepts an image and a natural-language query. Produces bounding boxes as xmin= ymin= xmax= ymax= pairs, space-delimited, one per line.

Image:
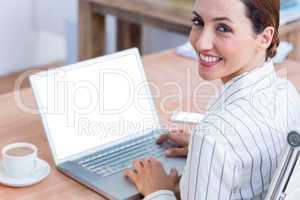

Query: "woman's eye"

xmin=216 ymin=24 xmax=232 ymax=33
xmin=191 ymin=18 xmax=203 ymax=27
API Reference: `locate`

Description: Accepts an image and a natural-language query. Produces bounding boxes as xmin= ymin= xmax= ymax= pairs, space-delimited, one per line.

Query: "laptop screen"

xmin=30 ymin=49 xmax=160 ymax=162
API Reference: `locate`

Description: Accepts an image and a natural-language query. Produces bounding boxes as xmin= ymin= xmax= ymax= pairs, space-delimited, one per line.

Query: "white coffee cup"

xmin=2 ymin=143 xmax=38 ymax=179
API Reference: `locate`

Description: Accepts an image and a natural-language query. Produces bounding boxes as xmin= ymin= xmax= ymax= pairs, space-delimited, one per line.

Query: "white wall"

xmin=0 ymin=0 xmax=66 ymax=76
xmin=35 ymin=1 xmax=72 ymax=35
xmin=0 ymin=0 xmax=36 ymax=75
xmin=0 ymin=0 xmax=187 ymax=76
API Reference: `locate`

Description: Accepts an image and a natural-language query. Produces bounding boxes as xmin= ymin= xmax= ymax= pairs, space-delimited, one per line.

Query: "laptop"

xmin=29 ymin=48 xmax=186 ymax=200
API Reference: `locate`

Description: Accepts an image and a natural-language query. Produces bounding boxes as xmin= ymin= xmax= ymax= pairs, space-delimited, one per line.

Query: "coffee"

xmin=2 ymin=143 xmax=38 ymax=178
xmin=6 ymin=147 xmax=34 ymax=156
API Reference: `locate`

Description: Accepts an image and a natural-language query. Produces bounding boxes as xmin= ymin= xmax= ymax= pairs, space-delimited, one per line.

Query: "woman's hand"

xmin=156 ymin=130 xmax=190 ymax=157
xmin=124 ymin=158 xmax=179 ymax=196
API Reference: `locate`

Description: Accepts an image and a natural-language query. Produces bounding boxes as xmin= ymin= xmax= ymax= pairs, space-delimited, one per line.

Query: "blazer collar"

xmin=207 ymin=60 xmax=276 ymax=112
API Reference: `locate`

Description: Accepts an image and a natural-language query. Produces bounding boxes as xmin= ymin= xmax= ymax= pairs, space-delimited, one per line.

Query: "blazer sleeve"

xmin=143 ymin=190 xmax=177 ymax=200
xmin=178 ymin=120 xmax=242 ymax=200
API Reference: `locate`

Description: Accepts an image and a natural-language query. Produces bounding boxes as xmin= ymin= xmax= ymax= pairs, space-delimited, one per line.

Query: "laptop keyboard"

xmin=77 ymin=134 xmax=176 ymax=178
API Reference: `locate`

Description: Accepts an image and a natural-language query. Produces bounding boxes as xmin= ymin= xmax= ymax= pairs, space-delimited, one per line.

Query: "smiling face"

xmin=189 ymin=0 xmax=269 ymax=83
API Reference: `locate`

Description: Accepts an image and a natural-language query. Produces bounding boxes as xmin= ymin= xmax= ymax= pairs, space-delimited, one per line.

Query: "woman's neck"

xmin=221 ymin=54 xmax=266 ymax=84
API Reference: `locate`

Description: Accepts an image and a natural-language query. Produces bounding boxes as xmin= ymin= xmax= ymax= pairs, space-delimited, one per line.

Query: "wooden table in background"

xmin=79 ymin=0 xmax=300 ymax=61
xmin=1 ymin=49 xmax=300 ymax=199
xmin=79 ymin=0 xmax=194 ymax=60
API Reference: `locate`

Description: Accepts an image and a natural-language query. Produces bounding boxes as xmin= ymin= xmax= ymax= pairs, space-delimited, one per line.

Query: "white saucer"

xmin=0 ymin=158 xmax=50 ymax=187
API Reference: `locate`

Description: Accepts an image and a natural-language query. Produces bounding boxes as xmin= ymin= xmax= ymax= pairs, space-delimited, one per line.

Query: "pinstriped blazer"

xmin=144 ymin=60 xmax=300 ymax=200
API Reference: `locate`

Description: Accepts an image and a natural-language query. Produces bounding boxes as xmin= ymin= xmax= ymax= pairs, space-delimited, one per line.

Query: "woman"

xmin=124 ymin=0 xmax=300 ymax=199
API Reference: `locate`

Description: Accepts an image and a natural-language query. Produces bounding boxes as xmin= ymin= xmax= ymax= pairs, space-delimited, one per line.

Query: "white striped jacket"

xmin=144 ymin=60 xmax=300 ymax=200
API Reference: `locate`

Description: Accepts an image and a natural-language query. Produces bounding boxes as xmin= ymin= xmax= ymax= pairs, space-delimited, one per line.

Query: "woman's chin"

xmin=198 ymin=60 xmax=224 ymax=81
xmin=198 ymin=67 xmax=220 ymax=81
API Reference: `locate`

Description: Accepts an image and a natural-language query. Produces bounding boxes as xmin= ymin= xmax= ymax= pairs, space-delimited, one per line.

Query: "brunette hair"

xmin=240 ymin=0 xmax=280 ymax=59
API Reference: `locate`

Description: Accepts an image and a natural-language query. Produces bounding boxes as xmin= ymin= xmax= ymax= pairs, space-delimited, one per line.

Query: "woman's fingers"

xmin=169 ymin=168 xmax=179 ymax=183
xmin=156 ymin=130 xmax=188 ymax=146
xmin=124 ymin=169 xmax=138 ymax=183
xmin=156 ymin=133 xmax=170 ymax=144
xmin=156 ymin=131 xmax=180 ymax=144
xmin=132 ymin=159 xmax=144 ymax=172
xmin=165 ymin=147 xmax=188 ymax=157
xmin=124 ymin=159 xmax=144 ymax=183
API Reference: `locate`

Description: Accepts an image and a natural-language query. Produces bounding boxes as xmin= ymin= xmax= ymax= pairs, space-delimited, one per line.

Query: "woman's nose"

xmin=193 ymin=29 xmax=214 ymax=52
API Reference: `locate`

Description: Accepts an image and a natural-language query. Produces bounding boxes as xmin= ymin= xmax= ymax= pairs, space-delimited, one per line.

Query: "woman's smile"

xmin=198 ymin=52 xmax=223 ymax=69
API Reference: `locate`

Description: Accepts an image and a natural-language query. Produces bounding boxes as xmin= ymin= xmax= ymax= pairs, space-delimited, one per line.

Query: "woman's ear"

xmin=257 ymin=26 xmax=275 ymax=50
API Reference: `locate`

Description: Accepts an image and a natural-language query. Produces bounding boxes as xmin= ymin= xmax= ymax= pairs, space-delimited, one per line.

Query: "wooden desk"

xmin=0 ymin=50 xmax=201 ymax=200
xmin=79 ymin=0 xmax=300 ymax=61
xmin=1 ymin=50 xmax=300 ymax=199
